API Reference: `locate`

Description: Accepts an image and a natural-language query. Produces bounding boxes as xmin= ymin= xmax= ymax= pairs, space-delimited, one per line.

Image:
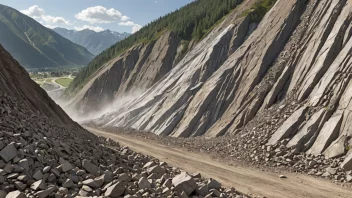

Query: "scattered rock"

xmin=82 ymin=160 xmax=100 ymax=176
xmin=104 ymin=182 xmax=125 ymax=197
xmin=138 ymin=177 xmax=151 ymax=190
xmin=5 ymin=191 xmax=25 ymax=198
xmin=172 ymin=172 xmax=196 ymax=196
xmin=0 ymin=143 xmax=17 ymax=162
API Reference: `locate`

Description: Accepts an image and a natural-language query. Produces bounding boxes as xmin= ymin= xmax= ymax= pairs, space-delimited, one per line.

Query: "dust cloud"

xmin=54 ymin=90 xmax=145 ymax=124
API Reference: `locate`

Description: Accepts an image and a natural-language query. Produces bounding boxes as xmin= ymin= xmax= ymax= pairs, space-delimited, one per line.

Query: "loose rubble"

xmin=98 ymin=116 xmax=352 ymax=188
xmin=0 ymin=92 xmax=249 ymax=197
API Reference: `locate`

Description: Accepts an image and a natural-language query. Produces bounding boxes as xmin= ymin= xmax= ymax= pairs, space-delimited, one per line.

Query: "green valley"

xmin=0 ymin=4 xmax=94 ymax=69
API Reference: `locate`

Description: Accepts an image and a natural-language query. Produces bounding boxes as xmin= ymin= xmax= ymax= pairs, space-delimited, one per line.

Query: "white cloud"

xmin=119 ymin=21 xmax=142 ymax=33
xmin=118 ymin=21 xmax=142 ymax=33
xmin=21 ymin=5 xmax=44 ymax=19
xmin=75 ymin=6 xmax=123 ymax=24
xmin=121 ymin=15 xmax=130 ymax=21
xmin=132 ymin=24 xmax=142 ymax=33
xmin=21 ymin=5 xmax=69 ymax=27
xmin=43 ymin=24 xmax=57 ymax=29
xmin=118 ymin=21 xmax=135 ymax=26
xmin=42 ymin=15 xmax=69 ymax=25
xmin=74 ymin=25 xmax=104 ymax=32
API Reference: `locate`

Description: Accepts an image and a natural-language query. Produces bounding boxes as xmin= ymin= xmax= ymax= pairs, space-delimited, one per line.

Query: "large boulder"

xmin=104 ymin=182 xmax=125 ymax=197
xmin=82 ymin=160 xmax=100 ymax=176
xmin=5 ymin=191 xmax=26 ymax=198
xmin=172 ymin=172 xmax=197 ymax=196
xmin=0 ymin=143 xmax=17 ymax=162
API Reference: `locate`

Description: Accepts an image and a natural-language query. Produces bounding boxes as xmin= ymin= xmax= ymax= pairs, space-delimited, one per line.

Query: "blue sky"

xmin=0 ymin=0 xmax=193 ymax=33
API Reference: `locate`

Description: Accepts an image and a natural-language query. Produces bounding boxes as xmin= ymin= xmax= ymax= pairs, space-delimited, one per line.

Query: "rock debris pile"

xmin=0 ymin=93 xmax=248 ymax=198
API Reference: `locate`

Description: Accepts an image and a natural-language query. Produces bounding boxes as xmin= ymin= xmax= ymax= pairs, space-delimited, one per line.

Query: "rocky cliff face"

xmin=66 ymin=0 xmax=257 ymax=115
xmin=79 ymin=0 xmax=352 ymax=170
xmin=91 ymin=0 xmax=302 ymax=136
xmin=67 ymin=31 xmax=181 ymax=114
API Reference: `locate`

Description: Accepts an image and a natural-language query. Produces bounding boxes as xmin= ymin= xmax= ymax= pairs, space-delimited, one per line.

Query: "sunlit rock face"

xmin=76 ymin=0 xmax=352 ymax=166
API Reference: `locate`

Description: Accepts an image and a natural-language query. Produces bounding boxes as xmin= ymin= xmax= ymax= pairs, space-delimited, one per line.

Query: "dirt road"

xmin=87 ymin=127 xmax=352 ymax=198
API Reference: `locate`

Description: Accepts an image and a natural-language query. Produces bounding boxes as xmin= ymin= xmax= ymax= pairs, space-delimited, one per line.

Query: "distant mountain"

xmin=0 ymin=4 xmax=94 ymax=69
xmin=53 ymin=28 xmax=130 ymax=55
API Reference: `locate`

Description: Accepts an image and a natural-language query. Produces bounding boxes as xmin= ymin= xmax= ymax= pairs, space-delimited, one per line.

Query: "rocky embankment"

xmin=0 ymin=44 xmax=248 ymax=197
xmin=0 ymin=93 xmax=247 ymax=198
xmin=95 ymin=125 xmax=352 ymax=187
xmin=0 ymin=45 xmax=73 ymax=126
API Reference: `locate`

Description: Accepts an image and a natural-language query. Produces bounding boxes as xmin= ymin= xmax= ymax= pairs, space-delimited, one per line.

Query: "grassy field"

xmin=55 ymin=78 xmax=73 ymax=87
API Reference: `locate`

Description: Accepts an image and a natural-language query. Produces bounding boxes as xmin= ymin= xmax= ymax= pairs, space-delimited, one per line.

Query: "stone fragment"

xmin=0 ymin=143 xmax=17 ymax=162
xmin=118 ymin=173 xmax=131 ymax=182
xmin=18 ymin=159 xmax=29 ymax=172
xmin=172 ymin=172 xmax=196 ymax=196
xmin=326 ymin=167 xmax=338 ymax=175
xmin=147 ymin=165 xmax=165 ymax=175
xmin=43 ymin=166 xmax=51 ymax=173
xmin=104 ymin=182 xmax=125 ymax=197
xmin=33 ymin=170 xmax=43 ymax=180
xmin=14 ymin=181 xmax=26 ymax=191
xmin=82 ymin=160 xmax=100 ymax=176
xmin=31 ymin=180 xmax=47 ymax=190
xmin=59 ymin=158 xmax=74 ymax=172
xmin=62 ymin=179 xmax=74 ymax=188
xmin=5 ymin=191 xmax=26 ymax=198
xmin=36 ymin=186 xmax=56 ymax=198
xmin=82 ymin=179 xmax=99 ymax=188
xmin=143 ymin=162 xmax=156 ymax=169
xmin=346 ymin=175 xmax=352 ymax=182
xmin=138 ymin=177 xmax=151 ymax=190
xmin=207 ymin=178 xmax=221 ymax=190
xmin=196 ymin=184 xmax=208 ymax=196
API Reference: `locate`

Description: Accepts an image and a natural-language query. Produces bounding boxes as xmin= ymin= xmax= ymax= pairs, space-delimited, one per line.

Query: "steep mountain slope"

xmin=66 ymin=31 xmax=181 ymax=114
xmin=0 ymin=43 xmax=245 ymax=198
xmin=0 ymin=4 xmax=94 ymax=69
xmin=72 ymin=0 xmax=352 ymax=171
xmin=65 ymin=0 xmax=246 ymax=98
xmin=53 ymin=28 xmax=130 ymax=55
xmin=0 ymin=44 xmax=74 ymax=125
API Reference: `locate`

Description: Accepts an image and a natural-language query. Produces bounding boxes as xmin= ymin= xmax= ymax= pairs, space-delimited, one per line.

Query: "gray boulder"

xmin=172 ymin=172 xmax=196 ymax=196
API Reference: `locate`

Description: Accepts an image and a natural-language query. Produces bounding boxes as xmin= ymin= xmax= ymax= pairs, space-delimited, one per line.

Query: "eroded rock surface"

xmin=83 ymin=0 xmax=352 ymax=174
xmin=0 ymin=44 xmax=248 ymax=197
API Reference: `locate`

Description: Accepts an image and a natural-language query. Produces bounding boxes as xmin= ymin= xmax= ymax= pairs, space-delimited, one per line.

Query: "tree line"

xmin=66 ymin=0 xmax=245 ymax=95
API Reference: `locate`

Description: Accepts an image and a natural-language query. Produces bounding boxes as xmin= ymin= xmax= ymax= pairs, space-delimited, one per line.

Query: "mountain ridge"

xmin=53 ymin=27 xmax=130 ymax=55
xmin=0 ymin=4 xmax=94 ymax=69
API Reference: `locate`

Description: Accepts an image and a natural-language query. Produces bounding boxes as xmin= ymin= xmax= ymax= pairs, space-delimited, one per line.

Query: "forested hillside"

xmin=66 ymin=0 xmax=244 ymax=95
xmin=0 ymin=4 xmax=94 ymax=69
